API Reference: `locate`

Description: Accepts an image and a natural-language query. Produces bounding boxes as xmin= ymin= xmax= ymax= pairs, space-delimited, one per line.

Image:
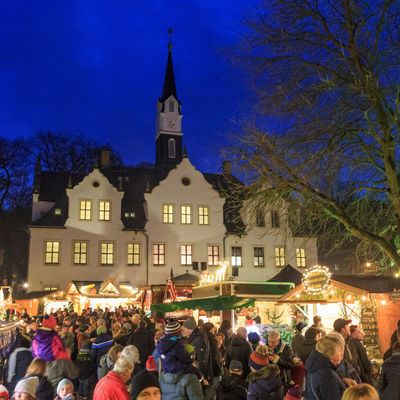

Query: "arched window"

xmin=168 ymin=138 xmax=176 ymax=158
xmin=169 ymin=101 xmax=174 ymax=112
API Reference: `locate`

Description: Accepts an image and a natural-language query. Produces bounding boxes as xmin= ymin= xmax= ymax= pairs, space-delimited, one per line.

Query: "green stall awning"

xmin=151 ymin=295 xmax=255 ymax=313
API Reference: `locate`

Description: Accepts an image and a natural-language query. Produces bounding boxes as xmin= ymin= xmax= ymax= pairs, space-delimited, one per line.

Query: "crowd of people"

xmin=0 ymin=308 xmax=395 ymax=400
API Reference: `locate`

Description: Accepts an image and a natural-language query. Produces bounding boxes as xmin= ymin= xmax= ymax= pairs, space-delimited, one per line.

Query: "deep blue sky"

xmin=0 ymin=1 xmax=256 ymax=173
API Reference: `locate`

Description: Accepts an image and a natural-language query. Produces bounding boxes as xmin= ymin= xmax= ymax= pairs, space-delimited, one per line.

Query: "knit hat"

xmin=57 ymin=378 xmax=74 ymax=395
xmin=14 ymin=377 xmax=39 ymax=398
xmin=145 ymin=355 xmax=157 ymax=372
xmin=79 ymin=324 xmax=89 ymax=332
xmin=131 ymin=370 xmax=161 ymax=400
xmin=42 ymin=315 xmax=56 ymax=329
xmin=249 ymin=350 xmax=268 ymax=370
xmin=97 ymin=325 xmax=107 ymax=335
xmin=248 ymin=332 xmax=260 ymax=344
xmin=286 ymin=384 xmax=302 ymax=400
xmin=229 ymin=360 xmax=243 ymax=372
xmin=164 ymin=320 xmax=181 ymax=336
xmin=183 ymin=316 xmax=197 ymax=330
xmin=0 ymin=384 xmax=9 ymax=400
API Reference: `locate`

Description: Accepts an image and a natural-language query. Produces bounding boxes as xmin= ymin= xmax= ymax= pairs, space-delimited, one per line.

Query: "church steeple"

xmin=156 ymin=30 xmax=183 ymax=178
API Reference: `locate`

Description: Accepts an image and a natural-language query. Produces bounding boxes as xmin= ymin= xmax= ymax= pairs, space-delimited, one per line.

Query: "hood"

xmin=231 ymin=334 xmax=247 ymax=347
xmin=246 ymin=364 xmax=280 ymax=383
xmin=156 ymin=336 xmax=180 ymax=356
xmin=34 ymin=328 xmax=57 ymax=343
xmin=305 ymin=349 xmax=336 ymax=373
xmin=220 ymin=373 xmax=243 ymax=392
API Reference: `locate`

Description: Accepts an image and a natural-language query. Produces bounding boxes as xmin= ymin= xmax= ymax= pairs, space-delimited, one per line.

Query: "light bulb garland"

xmin=303 ymin=265 xmax=332 ymax=295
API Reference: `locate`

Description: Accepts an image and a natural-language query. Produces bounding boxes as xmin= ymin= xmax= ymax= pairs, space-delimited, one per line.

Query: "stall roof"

xmin=174 ymin=272 xmax=199 ymax=285
xmin=66 ymin=279 xmax=135 ymax=297
xmin=268 ymin=265 xmax=303 ymax=286
xmin=151 ymin=295 xmax=255 ymax=312
xmin=17 ymin=290 xmax=59 ymax=300
xmin=332 ymin=275 xmax=400 ymax=293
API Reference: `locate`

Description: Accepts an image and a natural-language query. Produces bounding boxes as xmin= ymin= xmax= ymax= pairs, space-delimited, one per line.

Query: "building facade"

xmin=27 ymin=44 xmax=318 ymax=292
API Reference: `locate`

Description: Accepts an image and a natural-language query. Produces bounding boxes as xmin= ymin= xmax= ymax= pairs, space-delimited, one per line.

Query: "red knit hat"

xmin=0 ymin=384 xmax=9 ymax=400
xmin=285 ymin=385 xmax=302 ymax=400
xmin=146 ymin=355 xmax=157 ymax=372
xmin=42 ymin=315 xmax=56 ymax=330
xmin=249 ymin=350 xmax=268 ymax=370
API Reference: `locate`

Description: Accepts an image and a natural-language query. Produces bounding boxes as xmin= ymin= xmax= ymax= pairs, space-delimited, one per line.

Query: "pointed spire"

xmin=161 ymin=29 xmax=177 ymax=102
xmin=183 ymin=145 xmax=188 ymax=158
xmin=67 ymin=175 xmax=72 ymax=189
xmin=33 ymin=154 xmax=42 ymax=194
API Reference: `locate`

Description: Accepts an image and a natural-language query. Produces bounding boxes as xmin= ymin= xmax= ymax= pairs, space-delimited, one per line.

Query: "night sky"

xmin=0 ymin=1 xmax=256 ymax=173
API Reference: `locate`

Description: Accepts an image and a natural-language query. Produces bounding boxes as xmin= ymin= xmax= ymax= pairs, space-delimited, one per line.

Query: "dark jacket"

xmin=291 ymin=333 xmax=304 ymax=357
xmin=189 ymin=328 xmax=212 ymax=382
xmin=159 ymin=372 xmax=204 ymax=400
xmin=6 ymin=347 xmax=33 ymax=394
xmin=205 ymin=331 xmax=223 ymax=378
xmin=352 ymin=338 xmax=371 ymax=381
xmin=25 ymin=373 xmax=54 ymax=400
xmin=114 ymin=332 xmax=129 ymax=347
xmin=380 ymin=353 xmax=400 ymax=397
xmin=246 ymin=364 xmax=283 ymax=400
xmin=269 ymin=340 xmax=294 ymax=388
xmin=390 ymin=329 xmax=398 ymax=348
xmin=218 ymin=372 xmax=247 ymax=400
xmin=297 ymin=336 xmax=317 ymax=364
xmin=225 ymin=335 xmax=252 ymax=378
xmin=75 ymin=350 xmax=96 ymax=379
xmin=127 ymin=327 xmax=155 ymax=368
xmin=156 ymin=335 xmax=200 ymax=377
xmin=90 ymin=332 xmax=113 ymax=367
xmin=45 ymin=358 xmax=80 ymax=390
xmin=305 ymin=349 xmax=346 ymax=400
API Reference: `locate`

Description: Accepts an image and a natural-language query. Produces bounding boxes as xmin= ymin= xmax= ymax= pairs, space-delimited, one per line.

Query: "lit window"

xmin=271 ymin=211 xmax=280 ymax=228
xmin=99 ymin=201 xmax=111 ymax=221
xmin=296 ymin=248 xmax=306 ymax=267
xmin=163 ymin=204 xmax=174 ymax=224
xmin=181 ymin=205 xmax=192 ymax=224
xmin=73 ymin=242 xmax=87 ymax=264
xmin=256 ymin=210 xmax=265 ymax=227
xmin=101 ymin=243 xmax=114 ymax=265
xmin=168 ymin=138 xmax=176 ymax=158
xmin=124 ymin=212 xmax=135 ymax=218
xmin=181 ymin=245 xmax=193 ymax=265
xmin=254 ymin=247 xmax=264 ymax=267
xmin=169 ymin=101 xmax=174 ymax=112
xmin=80 ymin=200 xmax=92 ymax=220
xmin=199 ymin=206 xmax=209 ymax=225
xmin=45 ymin=241 xmax=60 ymax=264
xmin=231 ymin=246 xmax=242 ymax=267
xmin=275 ymin=247 xmax=285 ymax=267
xmin=208 ymin=245 xmax=219 ymax=266
xmin=54 ymin=208 xmax=62 ymax=215
xmin=153 ymin=244 xmax=165 ymax=265
xmin=128 ymin=243 xmax=140 ymax=265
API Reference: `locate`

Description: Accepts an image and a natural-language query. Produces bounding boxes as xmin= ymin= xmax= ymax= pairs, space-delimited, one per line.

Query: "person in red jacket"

xmin=93 ymin=357 xmax=133 ymax=400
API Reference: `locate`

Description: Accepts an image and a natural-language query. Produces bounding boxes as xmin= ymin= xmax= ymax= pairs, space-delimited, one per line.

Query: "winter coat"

xmin=246 ymin=364 xmax=283 ymax=400
xmin=352 ymin=338 xmax=371 ymax=382
xmin=6 ymin=347 xmax=33 ymax=394
xmin=305 ymin=349 xmax=346 ymax=400
xmin=291 ymin=333 xmax=304 ymax=357
xmin=189 ymin=328 xmax=212 ymax=382
xmin=205 ymin=331 xmax=223 ymax=378
xmin=297 ymin=337 xmax=317 ymax=364
xmin=225 ymin=335 xmax=252 ymax=378
xmin=44 ymin=358 xmax=80 ymax=390
xmin=159 ymin=372 xmax=204 ymax=400
xmin=32 ymin=328 xmax=67 ymax=362
xmin=93 ymin=370 xmax=130 ymax=400
xmin=380 ymin=353 xmax=400 ymax=397
xmin=61 ymin=333 xmax=75 ymax=353
xmin=75 ymin=350 xmax=96 ymax=380
xmin=114 ymin=332 xmax=129 ymax=347
xmin=90 ymin=332 xmax=113 ymax=367
xmin=25 ymin=373 xmax=54 ymax=400
xmin=156 ymin=335 xmax=200 ymax=376
xmin=269 ymin=340 xmax=294 ymax=388
xmin=127 ymin=327 xmax=155 ymax=368
xmin=217 ymin=372 xmax=247 ymax=400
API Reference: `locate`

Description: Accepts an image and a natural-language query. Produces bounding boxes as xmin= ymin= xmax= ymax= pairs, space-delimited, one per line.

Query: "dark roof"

xmin=33 ymin=164 xmax=245 ymax=234
xmin=18 ymin=290 xmax=58 ymax=300
xmin=174 ymin=272 xmax=200 ymax=285
xmin=332 ymin=275 xmax=400 ymax=293
xmin=268 ymin=264 xmax=303 ymax=286
xmin=160 ymin=46 xmax=178 ymax=102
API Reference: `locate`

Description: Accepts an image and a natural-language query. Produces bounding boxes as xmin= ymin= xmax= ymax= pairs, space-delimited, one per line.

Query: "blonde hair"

xmin=107 ymin=344 xmax=124 ymax=364
xmin=25 ymin=358 xmax=46 ymax=376
xmin=255 ymin=344 xmax=268 ymax=357
xmin=316 ymin=336 xmax=343 ymax=358
xmin=342 ymin=384 xmax=379 ymax=400
xmin=327 ymin=331 xmax=345 ymax=347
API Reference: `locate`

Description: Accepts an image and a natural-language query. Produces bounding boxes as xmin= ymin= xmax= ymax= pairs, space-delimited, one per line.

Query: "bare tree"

xmin=230 ymin=0 xmax=400 ymax=270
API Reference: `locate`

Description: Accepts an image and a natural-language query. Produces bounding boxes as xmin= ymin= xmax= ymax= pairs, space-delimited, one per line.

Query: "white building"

xmin=27 ymin=44 xmax=318 ymax=293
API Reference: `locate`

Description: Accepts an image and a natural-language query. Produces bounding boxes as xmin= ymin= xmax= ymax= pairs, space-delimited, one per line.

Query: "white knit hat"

xmin=14 ymin=377 xmax=39 ymax=398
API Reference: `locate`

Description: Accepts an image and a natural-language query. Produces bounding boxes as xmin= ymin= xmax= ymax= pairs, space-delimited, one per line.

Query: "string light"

xmin=361 ymin=296 xmax=367 ymax=301
xmin=395 ymin=273 xmax=399 ymax=278
xmin=303 ymin=265 xmax=332 ymax=294
xmin=347 ymin=295 xmax=352 ymax=300
xmin=381 ymin=299 xmax=387 ymax=305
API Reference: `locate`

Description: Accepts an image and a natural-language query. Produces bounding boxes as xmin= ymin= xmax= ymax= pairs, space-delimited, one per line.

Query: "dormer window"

xmin=54 ymin=208 xmax=62 ymax=216
xmin=169 ymin=101 xmax=174 ymax=112
xmin=168 ymin=138 xmax=176 ymax=158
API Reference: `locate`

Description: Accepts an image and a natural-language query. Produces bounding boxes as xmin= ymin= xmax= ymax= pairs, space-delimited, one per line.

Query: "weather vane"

xmin=168 ymin=28 xmax=173 ymax=50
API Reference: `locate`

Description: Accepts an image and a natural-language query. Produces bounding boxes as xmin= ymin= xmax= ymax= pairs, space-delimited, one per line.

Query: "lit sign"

xmin=200 ymin=262 xmax=227 ymax=285
xmin=303 ymin=265 xmax=331 ymax=294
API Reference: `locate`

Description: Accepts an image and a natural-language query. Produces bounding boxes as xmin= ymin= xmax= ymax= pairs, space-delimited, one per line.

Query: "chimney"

xmin=222 ymin=161 xmax=232 ymax=175
xmin=101 ymin=149 xmax=110 ymax=169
